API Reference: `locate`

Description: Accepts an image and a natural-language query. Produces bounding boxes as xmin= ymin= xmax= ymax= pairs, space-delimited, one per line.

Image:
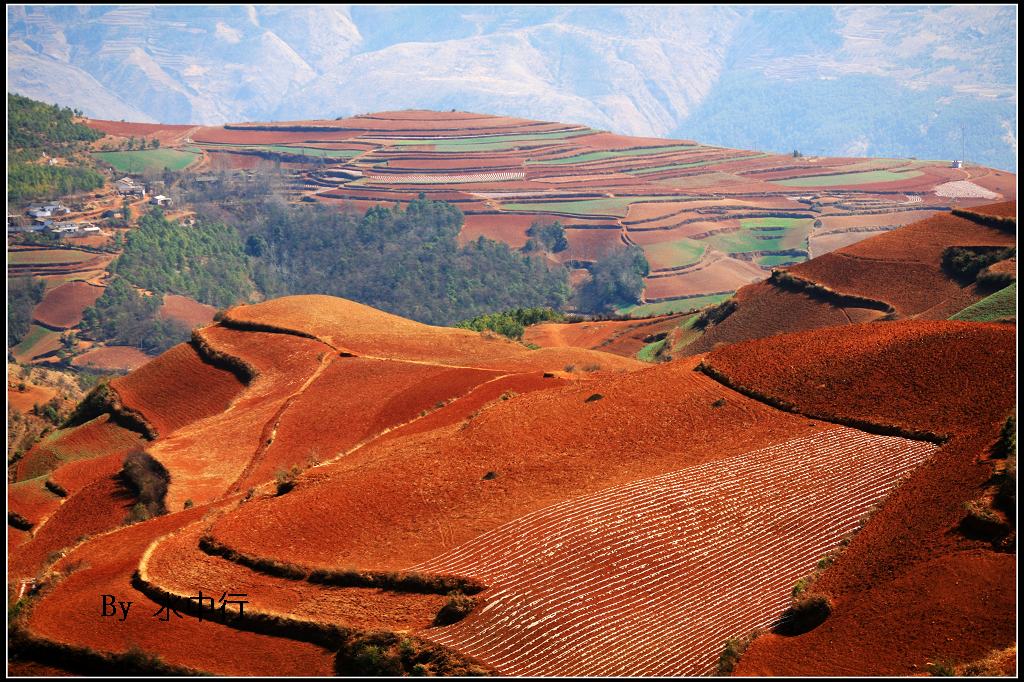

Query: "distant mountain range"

xmin=7 ymin=5 xmax=1017 ymax=170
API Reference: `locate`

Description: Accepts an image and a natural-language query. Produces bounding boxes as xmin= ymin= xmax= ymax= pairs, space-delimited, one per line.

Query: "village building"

xmin=149 ymin=194 xmax=173 ymax=206
xmin=115 ymin=176 xmax=146 ymax=196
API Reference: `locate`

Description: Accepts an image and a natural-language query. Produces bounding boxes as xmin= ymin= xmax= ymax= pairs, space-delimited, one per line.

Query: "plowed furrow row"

xmin=414 ymin=428 xmax=935 ymax=676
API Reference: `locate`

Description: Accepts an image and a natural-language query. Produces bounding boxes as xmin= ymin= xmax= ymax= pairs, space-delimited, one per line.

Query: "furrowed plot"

xmin=416 ymin=428 xmax=937 ymax=676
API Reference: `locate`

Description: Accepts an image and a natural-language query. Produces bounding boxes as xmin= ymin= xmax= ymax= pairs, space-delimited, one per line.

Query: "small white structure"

xmin=115 ymin=176 xmax=146 ymax=196
xmin=950 ymin=160 xmax=963 ymax=169
xmin=149 ymin=194 xmax=172 ymax=206
xmin=49 ymin=221 xmax=81 ymax=234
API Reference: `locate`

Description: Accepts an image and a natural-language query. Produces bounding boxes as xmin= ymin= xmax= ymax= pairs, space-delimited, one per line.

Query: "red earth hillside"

xmin=685 ymin=202 xmax=1016 ymax=354
xmin=699 ymin=320 xmax=1016 ymax=676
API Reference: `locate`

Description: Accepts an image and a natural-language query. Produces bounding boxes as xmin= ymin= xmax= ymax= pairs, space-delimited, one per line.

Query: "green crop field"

xmin=636 ymin=338 xmax=667 ymax=363
xmin=643 ymin=239 xmax=706 ymax=269
xmin=9 ymin=249 xmax=95 ymax=265
xmin=502 ymin=196 xmax=678 ymax=217
xmin=616 ymin=292 xmax=732 ymax=317
xmin=703 ymin=218 xmax=811 ymax=254
xmin=199 ymin=142 xmax=360 ymax=159
xmin=949 ymin=283 xmax=1016 ymax=322
xmin=389 ymin=128 xmax=597 ymax=150
xmin=94 ymin=148 xmax=200 ymax=172
xmin=774 ymin=169 xmax=923 ymax=187
xmin=628 ymin=153 xmax=770 ymax=175
xmin=528 ymin=144 xmax=699 ymax=165
xmin=11 ymin=323 xmax=59 ymax=360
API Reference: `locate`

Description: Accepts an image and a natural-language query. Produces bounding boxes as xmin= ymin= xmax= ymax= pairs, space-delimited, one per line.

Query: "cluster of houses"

xmin=114 ymin=176 xmax=172 ymax=206
xmin=8 ymin=201 xmax=101 ymax=236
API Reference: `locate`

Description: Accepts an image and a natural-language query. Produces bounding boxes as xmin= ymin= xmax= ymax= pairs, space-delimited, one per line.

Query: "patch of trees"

xmin=8 ymin=277 xmax=46 ymax=346
xmin=7 ymin=93 xmax=102 ymax=152
xmin=7 ymin=93 xmax=105 ymax=202
xmin=79 ymin=278 xmax=190 ymax=355
xmin=120 ymin=448 xmax=170 ymax=523
xmin=241 ymin=195 xmax=570 ymax=325
xmin=522 ymin=220 xmax=568 ymax=253
xmin=8 ymin=163 xmax=105 ymax=202
xmin=456 ymin=307 xmax=565 ymax=340
xmin=575 ymin=246 xmax=650 ymax=314
xmin=112 ymin=209 xmax=255 ymax=308
xmin=941 ymin=246 xmax=1015 ymax=284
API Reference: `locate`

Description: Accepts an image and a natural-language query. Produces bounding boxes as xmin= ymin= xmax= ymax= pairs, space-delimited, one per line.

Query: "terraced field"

xmin=90 ymin=110 xmax=1013 ymax=310
xmin=93 ymin=148 xmax=201 ymax=172
xmin=8 ymin=293 xmax=1011 ymax=676
xmin=416 ymin=429 xmax=936 ymax=676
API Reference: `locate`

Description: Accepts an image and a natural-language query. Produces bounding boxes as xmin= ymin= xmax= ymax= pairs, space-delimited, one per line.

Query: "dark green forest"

xmin=575 ymin=246 xmax=650 ymax=313
xmin=7 ymin=93 xmax=105 ymax=202
xmin=113 ymin=210 xmax=255 ymax=308
xmin=456 ymin=307 xmax=566 ymax=340
xmin=8 ymin=277 xmax=46 ymax=347
xmin=80 ymin=278 xmax=191 ymax=355
xmin=241 ymin=196 xmax=571 ymax=326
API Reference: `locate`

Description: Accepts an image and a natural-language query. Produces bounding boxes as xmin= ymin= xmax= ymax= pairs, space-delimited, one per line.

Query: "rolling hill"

xmin=9 ymin=218 xmax=1016 ymax=676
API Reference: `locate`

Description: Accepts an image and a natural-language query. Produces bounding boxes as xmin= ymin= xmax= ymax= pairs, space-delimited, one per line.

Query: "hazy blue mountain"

xmin=7 ymin=5 xmax=1016 ymax=170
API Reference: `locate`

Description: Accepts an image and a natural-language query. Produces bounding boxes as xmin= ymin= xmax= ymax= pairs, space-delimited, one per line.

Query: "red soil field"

xmin=86 ymin=119 xmax=195 ymax=145
xmin=110 ymin=343 xmax=245 ymax=439
xmin=142 ymin=519 xmax=449 ymax=632
xmin=715 ymin=328 xmax=1016 ymax=675
xmin=703 ymin=320 xmax=1015 ymax=438
xmin=23 ymin=503 xmax=336 ymax=676
xmin=386 ymin=156 xmax=526 ymax=171
xmin=47 ymin=451 xmax=126 ymax=496
xmin=643 ymin=255 xmax=763 ymax=301
xmin=7 ymin=384 xmax=57 ymax=414
xmin=791 ymin=210 xmax=1015 ymax=317
xmin=459 ymin=213 xmax=535 ymax=247
xmin=237 ymin=357 xmax=502 ymax=491
xmin=8 ymin=474 xmax=135 ymax=581
xmin=192 ymin=126 xmax=361 ymax=144
xmin=562 ymin=228 xmax=627 ymax=262
xmin=70 ymin=346 xmax=152 ymax=372
xmin=960 ymin=200 xmax=1016 ymax=218
xmin=206 ymin=356 xmax=823 ymax=573
xmin=9 ymin=477 xmax=61 ymax=528
xmin=220 ymin=295 xmax=638 ymax=372
xmin=33 ymin=282 xmax=104 ymax=329
xmin=736 ymin=551 xmax=1015 ymax=676
xmin=418 ymin=429 xmax=936 ymax=675
xmin=523 ymin=315 xmax=687 ymax=358
xmin=147 ymin=327 xmax=329 ymax=510
xmin=683 ymin=281 xmax=884 ymax=355
xmin=17 ymin=414 xmax=144 ymax=482
xmin=158 ymin=293 xmax=217 ymax=329
xmin=370 ymin=371 xmax=567 ymax=446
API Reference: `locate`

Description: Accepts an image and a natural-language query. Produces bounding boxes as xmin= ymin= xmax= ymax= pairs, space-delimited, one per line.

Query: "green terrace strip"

xmin=384 ymin=128 xmax=597 ymax=146
xmin=949 ymin=282 xmax=1016 ymax=322
xmin=501 ymin=196 xmax=682 ymax=217
xmin=704 ymin=218 xmax=812 ymax=253
xmin=636 ymin=337 xmax=667 ymax=363
xmin=627 ymin=153 xmax=770 ymax=174
xmin=197 ymin=142 xmax=362 ymax=158
xmin=527 ymin=144 xmax=700 ymax=165
xmin=643 ymin=239 xmax=707 ymax=269
xmin=616 ymin=292 xmax=733 ymax=317
xmin=11 ymin=324 xmax=56 ymax=358
xmin=93 ymin=148 xmax=201 ymax=172
xmin=774 ymin=169 xmax=924 ymax=187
